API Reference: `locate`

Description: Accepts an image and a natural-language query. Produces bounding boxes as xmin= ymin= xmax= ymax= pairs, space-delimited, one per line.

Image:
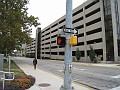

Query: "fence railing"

xmin=0 ymin=71 xmax=14 ymax=90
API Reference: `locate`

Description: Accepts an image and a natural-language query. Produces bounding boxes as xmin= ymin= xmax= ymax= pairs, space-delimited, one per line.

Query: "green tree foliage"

xmin=0 ymin=0 xmax=40 ymax=54
xmin=89 ymin=45 xmax=96 ymax=63
xmin=75 ymin=48 xmax=81 ymax=61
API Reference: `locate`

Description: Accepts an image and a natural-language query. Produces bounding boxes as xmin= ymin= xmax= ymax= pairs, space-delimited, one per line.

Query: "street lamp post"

xmin=35 ymin=28 xmax=41 ymax=59
xmin=35 ymin=29 xmax=38 ymax=59
xmin=60 ymin=0 xmax=74 ymax=90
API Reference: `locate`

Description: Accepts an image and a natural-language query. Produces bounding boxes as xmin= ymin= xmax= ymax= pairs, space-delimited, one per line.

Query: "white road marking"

xmin=58 ymin=70 xmax=63 ymax=72
xmin=110 ymin=86 xmax=120 ymax=90
xmin=111 ymin=75 xmax=120 ymax=79
xmin=74 ymin=68 xmax=86 ymax=71
xmin=80 ymin=69 xmax=85 ymax=71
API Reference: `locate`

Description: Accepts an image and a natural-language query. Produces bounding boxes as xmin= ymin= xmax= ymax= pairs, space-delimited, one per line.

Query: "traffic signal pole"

xmin=60 ymin=0 xmax=74 ymax=90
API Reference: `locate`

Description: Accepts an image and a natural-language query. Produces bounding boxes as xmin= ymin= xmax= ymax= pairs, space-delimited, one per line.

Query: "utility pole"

xmin=60 ymin=0 xmax=74 ymax=90
xmin=35 ymin=28 xmax=38 ymax=59
xmin=35 ymin=27 xmax=41 ymax=59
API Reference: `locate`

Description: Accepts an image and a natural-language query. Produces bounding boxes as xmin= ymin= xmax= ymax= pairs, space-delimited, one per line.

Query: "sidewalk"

xmin=13 ymin=59 xmax=93 ymax=90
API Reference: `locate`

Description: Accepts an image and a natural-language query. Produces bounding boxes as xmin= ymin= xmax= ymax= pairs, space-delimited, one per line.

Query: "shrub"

xmin=72 ymin=57 xmax=76 ymax=62
xmin=89 ymin=45 xmax=96 ymax=63
xmin=0 ymin=83 xmax=25 ymax=90
xmin=26 ymin=75 xmax=36 ymax=86
xmin=11 ymin=78 xmax=31 ymax=89
xmin=17 ymin=75 xmax=35 ymax=86
xmin=0 ymin=75 xmax=36 ymax=90
xmin=75 ymin=48 xmax=81 ymax=61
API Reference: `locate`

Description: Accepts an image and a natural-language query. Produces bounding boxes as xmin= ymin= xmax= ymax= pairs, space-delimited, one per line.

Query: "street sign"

xmin=72 ymin=29 xmax=78 ymax=34
xmin=63 ymin=28 xmax=78 ymax=34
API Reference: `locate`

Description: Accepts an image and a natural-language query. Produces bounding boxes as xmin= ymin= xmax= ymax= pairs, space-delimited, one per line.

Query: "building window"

xmin=86 ymin=28 xmax=102 ymax=35
xmin=59 ymin=19 xmax=65 ymax=24
xmin=77 ymin=33 xmax=84 ymax=37
xmin=73 ymin=9 xmax=83 ymax=16
xmin=73 ymin=17 xmax=83 ymax=24
xmin=85 ymin=8 xmax=100 ymax=18
xmin=51 ymin=23 xmax=58 ymax=28
xmin=51 ymin=46 xmax=57 ymax=49
xmin=75 ymin=25 xmax=84 ymax=29
xmin=87 ymin=38 xmax=102 ymax=45
xmin=86 ymin=18 xmax=101 ymax=27
xmin=85 ymin=0 xmax=99 ymax=10
xmin=72 ymin=51 xmax=84 ymax=57
xmin=76 ymin=42 xmax=84 ymax=46
xmin=51 ymin=52 xmax=57 ymax=55
xmin=59 ymin=52 xmax=64 ymax=55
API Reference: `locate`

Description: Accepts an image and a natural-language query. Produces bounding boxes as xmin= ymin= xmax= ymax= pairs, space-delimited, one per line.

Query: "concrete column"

xmin=100 ymin=0 xmax=107 ymax=62
xmin=110 ymin=0 xmax=118 ymax=61
xmin=83 ymin=2 xmax=87 ymax=62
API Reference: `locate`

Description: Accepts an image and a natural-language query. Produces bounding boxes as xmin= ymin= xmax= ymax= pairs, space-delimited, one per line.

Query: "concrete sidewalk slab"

xmin=13 ymin=59 xmax=93 ymax=90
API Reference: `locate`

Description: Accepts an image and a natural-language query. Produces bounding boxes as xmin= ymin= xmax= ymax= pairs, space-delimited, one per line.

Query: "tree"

xmin=75 ymin=48 xmax=81 ymax=61
xmin=89 ymin=45 xmax=96 ymax=63
xmin=0 ymin=0 xmax=40 ymax=54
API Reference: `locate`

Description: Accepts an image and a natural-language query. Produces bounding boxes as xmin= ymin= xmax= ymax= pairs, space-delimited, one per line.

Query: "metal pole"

xmin=35 ymin=29 xmax=38 ymax=59
xmin=0 ymin=54 xmax=4 ymax=71
xmin=8 ymin=56 xmax=12 ymax=79
xmin=3 ymin=72 xmax=5 ymax=90
xmin=60 ymin=0 xmax=74 ymax=90
xmin=8 ymin=56 xmax=11 ymax=72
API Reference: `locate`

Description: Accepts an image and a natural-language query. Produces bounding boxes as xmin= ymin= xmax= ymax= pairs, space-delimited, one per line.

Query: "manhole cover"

xmin=38 ymin=83 xmax=51 ymax=87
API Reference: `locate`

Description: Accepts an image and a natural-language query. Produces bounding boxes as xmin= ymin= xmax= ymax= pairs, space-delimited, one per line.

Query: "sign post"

xmin=8 ymin=56 xmax=11 ymax=72
xmin=60 ymin=0 xmax=75 ymax=90
xmin=0 ymin=54 xmax=4 ymax=71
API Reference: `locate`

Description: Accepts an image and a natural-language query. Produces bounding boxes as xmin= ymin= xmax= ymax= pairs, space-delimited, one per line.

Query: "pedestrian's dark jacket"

xmin=33 ymin=58 xmax=37 ymax=65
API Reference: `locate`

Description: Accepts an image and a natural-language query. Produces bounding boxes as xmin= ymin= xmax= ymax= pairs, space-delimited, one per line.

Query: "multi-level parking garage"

xmin=26 ymin=39 xmax=36 ymax=56
xmin=40 ymin=0 xmax=120 ymax=62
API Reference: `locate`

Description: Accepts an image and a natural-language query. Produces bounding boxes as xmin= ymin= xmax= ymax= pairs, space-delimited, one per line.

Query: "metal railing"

xmin=0 ymin=71 xmax=14 ymax=90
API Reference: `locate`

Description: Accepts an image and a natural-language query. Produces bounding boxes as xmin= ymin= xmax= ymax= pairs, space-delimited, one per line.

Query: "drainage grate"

xmin=38 ymin=83 xmax=51 ymax=87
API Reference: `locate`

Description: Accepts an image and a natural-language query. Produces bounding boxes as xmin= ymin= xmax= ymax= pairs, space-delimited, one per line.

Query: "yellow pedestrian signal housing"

xmin=69 ymin=36 xmax=77 ymax=46
xmin=56 ymin=36 xmax=66 ymax=46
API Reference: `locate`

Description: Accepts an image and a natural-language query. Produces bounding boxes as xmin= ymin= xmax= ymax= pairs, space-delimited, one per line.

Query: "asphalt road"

xmin=13 ymin=57 xmax=120 ymax=90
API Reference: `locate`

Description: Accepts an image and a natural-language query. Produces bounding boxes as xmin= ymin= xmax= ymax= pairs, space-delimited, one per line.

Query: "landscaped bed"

xmin=0 ymin=59 xmax=35 ymax=90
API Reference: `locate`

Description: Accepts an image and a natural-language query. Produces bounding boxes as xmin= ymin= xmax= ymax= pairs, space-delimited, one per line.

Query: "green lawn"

xmin=3 ymin=59 xmax=25 ymax=77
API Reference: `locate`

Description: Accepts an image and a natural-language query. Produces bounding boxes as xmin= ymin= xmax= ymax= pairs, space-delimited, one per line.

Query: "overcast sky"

xmin=27 ymin=0 xmax=86 ymax=38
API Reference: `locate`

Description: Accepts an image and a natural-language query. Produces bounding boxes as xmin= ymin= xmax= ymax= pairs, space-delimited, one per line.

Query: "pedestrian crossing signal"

xmin=69 ymin=36 xmax=77 ymax=46
xmin=56 ymin=36 xmax=66 ymax=46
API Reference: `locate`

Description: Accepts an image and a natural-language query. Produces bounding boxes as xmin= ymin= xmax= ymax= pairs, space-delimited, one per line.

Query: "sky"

xmin=27 ymin=0 xmax=87 ymax=38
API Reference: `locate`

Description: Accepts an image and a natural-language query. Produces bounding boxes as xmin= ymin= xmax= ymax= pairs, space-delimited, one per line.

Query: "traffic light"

xmin=69 ymin=36 xmax=78 ymax=46
xmin=56 ymin=36 xmax=66 ymax=46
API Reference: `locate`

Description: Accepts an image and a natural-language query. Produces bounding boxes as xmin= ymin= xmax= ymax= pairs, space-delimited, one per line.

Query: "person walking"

xmin=33 ymin=58 xmax=37 ymax=69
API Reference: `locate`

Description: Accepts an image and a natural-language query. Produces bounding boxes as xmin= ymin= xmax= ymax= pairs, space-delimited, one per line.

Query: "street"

xmin=13 ymin=57 xmax=120 ymax=90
